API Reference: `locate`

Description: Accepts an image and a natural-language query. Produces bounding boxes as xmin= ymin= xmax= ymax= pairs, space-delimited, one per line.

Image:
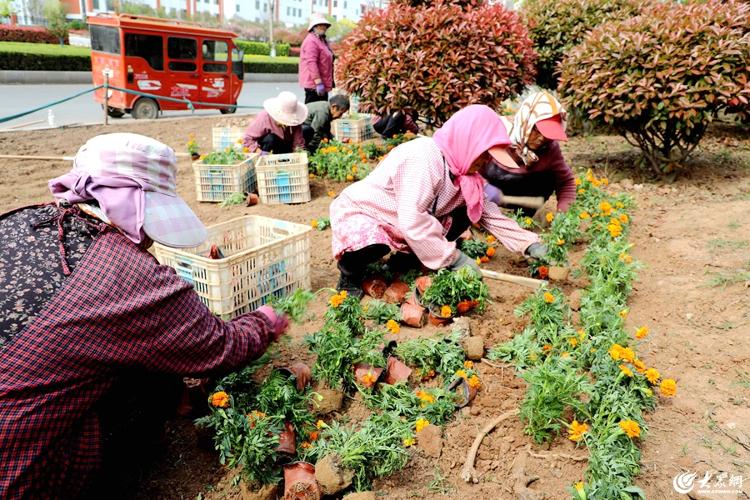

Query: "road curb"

xmin=0 ymin=70 xmax=298 ymax=84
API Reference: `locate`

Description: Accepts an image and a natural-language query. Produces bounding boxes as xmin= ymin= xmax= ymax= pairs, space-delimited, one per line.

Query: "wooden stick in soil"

xmin=460 ymin=408 xmax=520 ymax=484
xmin=501 ymin=195 xmax=545 ymax=210
xmin=481 ymin=269 xmax=546 ymax=289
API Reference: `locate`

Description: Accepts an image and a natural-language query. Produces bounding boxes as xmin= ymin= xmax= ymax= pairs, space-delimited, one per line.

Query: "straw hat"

xmin=308 ymin=13 xmax=331 ymax=32
xmin=263 ymin=91 xmax=308 ymax=127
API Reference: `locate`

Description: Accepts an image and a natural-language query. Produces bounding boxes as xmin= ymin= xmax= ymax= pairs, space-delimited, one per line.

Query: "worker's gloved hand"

xmin=259 ymin=150 xmax=269 ymax=156
xmin=257 ymin=305 xmax=289 ymax=341
xmin=525 ymin=242 xmax=548 ymax=260
xmin=448 ymin=251 xmax=481 ymax=274
xmin=315 ymin=83 xmax=326 ymax=96
xmin=484 ymin=184 xmax=502 ymax=205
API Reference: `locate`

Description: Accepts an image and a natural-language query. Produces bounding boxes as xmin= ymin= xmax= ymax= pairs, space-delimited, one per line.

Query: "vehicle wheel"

xmin=220 ymin=104 xmax=237 ymax=115
xmin=106 ymin=106 xmax=125 ymax=118
xmin=131 ymin=98 xmax=159 ymax=120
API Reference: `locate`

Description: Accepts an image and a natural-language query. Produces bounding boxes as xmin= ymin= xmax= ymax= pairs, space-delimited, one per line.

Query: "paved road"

xmin=0 ymin=81 xmax=302 ymax=131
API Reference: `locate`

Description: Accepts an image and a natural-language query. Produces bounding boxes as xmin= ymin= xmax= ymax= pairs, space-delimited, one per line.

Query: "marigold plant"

xmin=618 ymin=419 xmax=641 ymax=439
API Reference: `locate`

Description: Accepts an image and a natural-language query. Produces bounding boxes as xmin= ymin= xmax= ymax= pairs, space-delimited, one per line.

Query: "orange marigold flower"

xmin=361 ymin=371 xmax=378 ymax=388
xmin=300 ymin=441 xmax=312 ymax=449
xmin=210 ymin=391 xmax=230 ymax=408
xmin=468 ymin=375 xmax=481 ymax=389
xmin=386 ymin=319 xmax=400 ymax=334
xmin=619 ymin=420 xmax=641 ymax=438
xmin=440 ymin=305 xmax=452 ymax=318
xmin=568 ymin=419 xmax=589 ymax=442
xmin=556 ymin=238 xmax=565 ymax=246
xmin=316 ymin=419 xmax=326 ymax=429
xmin=455 ymin=369 xmax=468 ymax=379
xmin=621 ymin=346 xmax=635 ymax=363
xmin=599 ymin=201 xmax=613 ymax=215
xmin=568 ymin=337 xmax=578 ymax=347
xmin=327 ymin=190 xmax=336 ymax=198
xmin=487 ymin=235 xmax=497 ymax=243
xmin=633 ymin=359 xmax=646 ymax=373
xmin=415 ymin=390 xmax=436 ymax=404
xmin=579 ymin=211 xmax=590 ymax=219
xmin=645 ymin=368 xmax=660 ymax=385
xmin=330 ymin=292 xmax=346 ymax=308
xmin=543 ymin=344 xmax=552 ymax=352
xmin=619 ymin=214 xmax=629 ymax=224
xmin=346 ymin=175 xmax=354 ymax=182
xmin=635 ymin=326 xmax=649 ymax=339
xmin=480 ymin=256 xmax=490 ymax=263
xmin=660 ymin=378 xmax=677 ymax=397
xmin=546 ymin=212 xmax=554 ymax=223
xmin=608 ymin=344 xmax=623 ymax=361
xmin=575 ymin=178 xmax=582 ymax=186
xmin=311 ymin=219 xmax=318 ymax=228
xmin=619 ymin=364 xmax=634 ymax=377
xmin=486 ymin=247 xmax=496 ymax=257
xmin=578 ymin=188 xmax=586 ymax=194
xmin=619 ymin=253 xmax=633 ymax=264
xmin=601 ymin=177 xmax=609 ymax=186
xmin=608 ymin=223 xmax=623 ymax=238
xmin=543 ymin=292 xmax=555 ymax=304
xmin=309 ymin=431 xmax=320 ymax=441
xmin=415 ymin=418 xmax=430 ymax=433
xmin=464 ymin=360 xmax=474 ymax=369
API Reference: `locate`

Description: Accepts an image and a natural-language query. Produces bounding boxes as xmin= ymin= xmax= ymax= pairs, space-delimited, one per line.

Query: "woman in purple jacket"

xmin=299 ymin=13 xmax=335 ymax=104
xmin=483 ymin=92 xmax=577 ymax=216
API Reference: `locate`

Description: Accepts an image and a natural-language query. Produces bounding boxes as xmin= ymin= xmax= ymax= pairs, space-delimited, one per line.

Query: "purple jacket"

xmin=299 ymin=33 xmax=334 ymax=91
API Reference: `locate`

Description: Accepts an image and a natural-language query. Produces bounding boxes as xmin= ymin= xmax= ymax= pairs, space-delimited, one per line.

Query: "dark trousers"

xmin=258 ymin=133 xmax=293 ymax=154
xmin=490 ymin=170 xmax=556 ymax=217
xmin=302 ymin=124 xmax=315 ymax=152
xmin=337 ymin=207 xmax=471 ymax=277
xmin=304 ymin=88 xmax=328 ymax=104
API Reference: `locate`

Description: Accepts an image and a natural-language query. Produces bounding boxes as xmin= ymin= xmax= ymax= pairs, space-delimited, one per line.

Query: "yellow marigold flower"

xmin=608 ymin=344 xmax=623 ymax=361
xmin=340 ymin=290 xmax=348 ymax=298
xmin=311 ymin=219 xmax=318 ymax=228
xmin=619 ymin=364 xmax=634 ymax=377
xmin=575 ymin=481 xmax=585 ymax=493
xmin=309 ymin=173 xmax=316 ymax=179
xmin=578 ymin=188 xmax=586 ymax=194
xmin=575 ymin=178 xmax=582 ymax=186
xmin=475 ymin=257 xmax=482 ymax=266
xmin=386 ymin=319 xmax=400 ymax=334
xmin=599 ymin=201 xmax=613 ymax=216
xmin=568 ymin=337 xmax=578 ymax=347
xmin=351 ymin=165 xmax=358 ymax=173
xmin=346 ymin=174 xmax=354 ymax=182
xmin=633 ymin=359 xmax=646 ymax=373
xmin=592 ymin=178 xmax=601 ymax=187
xmin=619 ymin=253 xmax=633 ymax=264
xmin=464 ymin=360 xmax=474 ymax=369
xmin=619 ymin=308 xmax=629 ymax=319
xmin=210 ymin=391 xmax=230 ymax=408
xmin=361 ymin=371 xmax=378 ymax=388
xmin=645 ymin=368 xmax=660 ymax=385
xmin=300 ymin=441 xmax=312 ymax=449
xmin=543 ymin=292 xmax=555 ymax=304
xmin=619 ymin=214 xmax=629 ymax=224
xmin=568 ymin=420 xmax=589 ymax=442
xmin=455 ymin=369 xmax=468 ymax=379
xmin=608 ymin=224 xmax=623 ymax=238
xmin=579 ymin=211 xmax=590 ymax=219
xmin=468 ymin=375 xmax=481 ymax=389
xmin=585 ymin=169 xmax=595 ymax=182
xmin=601 ymin=177 xmax=609 ymax=186
xmin=561 ymin=352 xmax=571 ymax=359
xmin=415 ymin=390 xmax=436 ymax=404
xmin=619 ymin=419 xmax=641 ymax=438
xmin=609 ymin=217 xmax=621 ymax=227
xmin=660 ymin=378 xmax=677 ymax=397
xmin=578 ymin=329 xmax=586 ymax=341
xmin=524 ymin=217 xmax=534 ymax=227
xmin=440 ymin=305 xmax=452 ymax=318
xmin=621 ymin=347 xmax=635 ymax=363
xmin=542 ymin=344 xmax=552 ymax=353
xmin=557 ymin=238 xmax=565 ymax=246
xmin=487 ymin=235 xmax=497 ymax=243
xmin=327 ymin=190 xmax=336 ymax=198
xmin=635 ymin=326 xmax=649 ymax=339
xmin=403 ymin=437 xmax=415 ymax=447
xmin=329 ymin=292 xmax=346 ymax=308
xmin=316 ymin=419 xmax=326 ymax=429
xmin=546 ymin=212 xmax=554 ymax=223
xmin=415 ymin=418 xmax=430 ymax=433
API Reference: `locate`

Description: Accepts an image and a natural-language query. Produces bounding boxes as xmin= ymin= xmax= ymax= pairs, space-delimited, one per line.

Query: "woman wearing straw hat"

xmin=299 ymin=13 xmax=335 ymax=104
xmin=242 ymin=90 xmax=309 ymax=154
xmin=0 ymin=133 xmax=289 ymax=497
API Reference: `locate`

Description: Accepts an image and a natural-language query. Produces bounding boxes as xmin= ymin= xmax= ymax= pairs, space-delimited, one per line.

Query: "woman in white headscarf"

xmin=483 ymin=91 xmax=577 ymax=216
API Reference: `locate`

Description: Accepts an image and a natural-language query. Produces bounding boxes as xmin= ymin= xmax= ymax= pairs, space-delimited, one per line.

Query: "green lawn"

xmin=0 ymin=41 xmax=298 ymax=64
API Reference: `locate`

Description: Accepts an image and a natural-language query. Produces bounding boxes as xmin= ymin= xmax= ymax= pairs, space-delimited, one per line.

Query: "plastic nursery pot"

xmin=384 ymin=356 xmax=412 ymax=385
xmin=276 ymin=421 xmax=297 ymax=455
xmin=352 ymin=363 xmax=384 ymax=389
xmin=548 ymin=265 xmax=570 ymax=282
xmin=384 ymin=281 xmax=410 ymax=304
xmin=362 ymin=276 xmax=387 ymax=299
xmin=400 ymin=302 xmax=427 ymax=328
xmin=283 ymin=461 xmax=321 ymax=500
xmin=278 ymin=362 xmax=312 ymax=392
xmin=415 ymin=275 xmax=432 ymax=295
xmin=448 ymin=377 xmax=478 ymax=408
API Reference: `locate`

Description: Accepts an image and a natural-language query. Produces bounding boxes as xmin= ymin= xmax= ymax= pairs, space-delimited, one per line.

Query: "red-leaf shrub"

xmin=521 ymin=0 xmax=642 ymax=89
xmin=0 ymin=25 xmax=65 ymax=45
xmin=559 ymin=0 xmax=750 ymax=174
xmin=335 ymin=0 xmax=536 ymax=127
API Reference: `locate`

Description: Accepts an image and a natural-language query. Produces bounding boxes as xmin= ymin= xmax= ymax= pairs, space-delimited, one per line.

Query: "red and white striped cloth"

xmin=330 ymin=137 xmax=539 ymax=270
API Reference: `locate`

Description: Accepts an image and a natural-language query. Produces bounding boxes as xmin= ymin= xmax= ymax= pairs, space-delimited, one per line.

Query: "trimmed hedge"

xmin=235 ymin=40 xmax=290 ymax=57
xmin=0 ymin=25 xmax=66 ymax=45
xmin=0 ymin=51 xmax=90 ymax=71
xmin=244 ymin=59 xmax=298 ymax=74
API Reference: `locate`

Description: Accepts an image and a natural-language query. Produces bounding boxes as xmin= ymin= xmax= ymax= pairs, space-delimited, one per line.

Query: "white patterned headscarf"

xmin=506 ymin=91 xmax=567 ymax=166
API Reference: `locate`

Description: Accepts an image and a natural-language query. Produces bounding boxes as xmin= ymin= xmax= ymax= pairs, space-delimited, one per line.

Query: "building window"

xmin=255 ymin=0 xmax=259 ymax=8
xmin=344 ymin=1 xmax=347 ymax=8
xmin=236 ymin=4 xmax=240 ymax=11
xmin=125 ymin=33 xmax=163 ymax=70
xmin=333 ymin=0 xmax=337 ymax=7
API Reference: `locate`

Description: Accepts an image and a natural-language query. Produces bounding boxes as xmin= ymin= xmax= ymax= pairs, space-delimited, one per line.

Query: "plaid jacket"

xmin=0 ymin=207 xmax=273 ymax=498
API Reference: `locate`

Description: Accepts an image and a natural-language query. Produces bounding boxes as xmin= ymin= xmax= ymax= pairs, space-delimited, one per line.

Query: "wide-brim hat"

xmin=535 ymin=115 xmax=568 ymax=141
xmin=68 ymin=133 xmax=207 ymax=248
xmin=308 ymin=13 xmax=331 ymax=32
xmin=263 ymin=91 xmax=308 ymax=127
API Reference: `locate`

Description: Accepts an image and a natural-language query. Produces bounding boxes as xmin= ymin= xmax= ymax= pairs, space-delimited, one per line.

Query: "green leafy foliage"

xmin=421 ymin=268 xmax=489 ymax=313
xmin=393 ymin=331 xmax=465 ymax=379
xmin=459 ymin=239 xmax=489 ymax=259
xmin=521 ymin=0 xmax=643 ymax=89
xmin=362 ymin=300 xmax=401 ymax=324
xmin=336 ymin=1 xmax=536 ymax=126
xmin=306 ymin=321 xmax=358 ymax=390
xmin=254 ymin=370 xmax=315 ymax=435
xmin=235 ymin=39 xmax=290 ymax=57
xmin=362 ymin=383 xmax=457 ymax=426
xmin=268 ymin=288 xmax=316 ymax=323
xmin=559 ymin=0 xmax=750 ymax=173
xmin=200 ymin=149 xmax=248 ymax=165
xmin=309 ymin=140 xmax=372 ymax=181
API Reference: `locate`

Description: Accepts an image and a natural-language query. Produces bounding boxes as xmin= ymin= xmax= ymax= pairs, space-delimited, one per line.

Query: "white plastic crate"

xmin=211 ymin=126 xmax=245 ymax=151
xmin=193 ymin=154 xmax=257 ymax=203
xmin=332 ymin=114 xmax=375 ymax=143
xmin=154 ymin=215 xmax=312 ymax=320
xmin=255 ymin=152 xmax=311 ymax=205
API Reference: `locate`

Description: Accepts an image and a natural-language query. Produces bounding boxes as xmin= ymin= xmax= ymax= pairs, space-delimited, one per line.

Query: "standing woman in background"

xmin=299 ymin=13 xmax=335 ymax=104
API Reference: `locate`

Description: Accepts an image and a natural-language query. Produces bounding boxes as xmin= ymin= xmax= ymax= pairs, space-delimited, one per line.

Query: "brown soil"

xmin=2 ymin=118 xmax=749 ymax=499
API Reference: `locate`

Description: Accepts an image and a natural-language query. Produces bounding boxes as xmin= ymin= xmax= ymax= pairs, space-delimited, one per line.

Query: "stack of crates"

xmin=192 ymin=154 xmax=257 ymax=203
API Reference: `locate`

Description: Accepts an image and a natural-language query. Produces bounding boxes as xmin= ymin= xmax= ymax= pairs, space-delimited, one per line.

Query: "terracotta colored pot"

xmin=283 ymin=461 xmax=321 ymax=500
xmin=384 ymin=281 xmax=410 ymax=304
xmin=384 ymin=356 xmax=412 ymax=384
xmin=400 ymin=302 xmax=426 ymax=328
xmin=415 ymin=276 xmax=432 ymax=295
xmin=448 ymin=377 xmax=478 ymax=408
xmin=278 ymin=363 xmax=312 ymax=392
xmin=277 ymin=421 xmax=297 ymax=455
xmin=428 ymin=313 xmax=452 ymax=327
xmin=456 ymin=300 xmax=479 ymax=315
xmin=548 ymin=265 xmax=570 ymax=281
xmin=352 ymin=364 xmax=384 ymax=389
xmin=246 ymin=193 xmax=259 ymax=207
xmin=362 ymin=277 xmax=387 ymax=299
xmin=191 ymin=152 xmax=201 ymax=161
xmin=176 ymin=377 xmax=210 ymax=417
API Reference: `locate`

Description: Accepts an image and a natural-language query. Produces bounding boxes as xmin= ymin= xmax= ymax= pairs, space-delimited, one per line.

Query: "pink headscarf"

xmin=433 ymin=105 xmax=512 ymax=223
